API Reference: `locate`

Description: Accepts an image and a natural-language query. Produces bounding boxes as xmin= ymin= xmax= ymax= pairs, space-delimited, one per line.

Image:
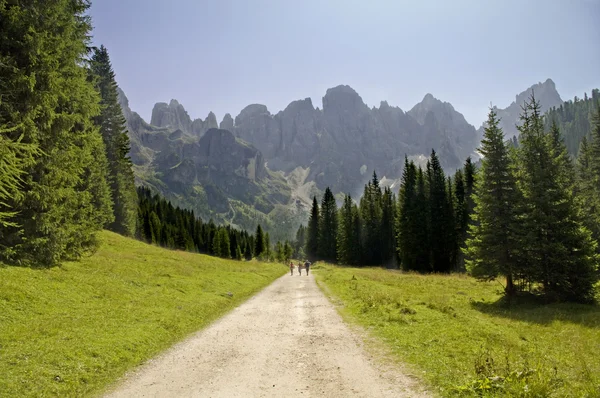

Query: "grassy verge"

xmin=313 ymin=264 xmax=600 ymax=397
xmin=0 ymin=231 xmax=286 ymax=397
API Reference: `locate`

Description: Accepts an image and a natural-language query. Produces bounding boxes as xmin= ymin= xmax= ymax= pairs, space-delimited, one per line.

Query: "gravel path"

xmin=104 ymin=271 xmax=428 ymax=397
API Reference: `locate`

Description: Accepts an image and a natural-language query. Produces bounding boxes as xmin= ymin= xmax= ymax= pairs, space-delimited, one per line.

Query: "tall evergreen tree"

xmin=517 ymin=96 xmax=598 ymax=302
xmin=244 ymin=240 xmax=253 ymax=260
xmin=360 ymin=172 xmax=383 ymax=265
xmin=219 ymin=228 xmax=231 ymax=259
xmin=380 ymin=187 xmax=396 ymax=266
xmin=318 ymin=187 xmax=338 ymax=262
xmin=337 ymin=195 xmax=357 ymax=265
xmin=465 ymin=108 xmax=522 ymax=296
xmin=414 ymin=166 xmax=430 ymax=272
xmin=453 ymin=169 xmax=468 ymax=271
xmin=577 ymin=127 xmax=600 ymax=244
xmin=397 ymin=158 xmax=419 ymax=270
xmin=427 ymin=150 xmax=452 ymax=272
xmin=306 ymin=196 xmax=320 ymax=261
xmin=294 ymin=225 xmax=307 ymax=258
xmin=254 ymin=224 xmax=265 ymax=258
xmin=0 ymin=127 xmax=39 ymax=227
xmin=0 ymin=0 xmax=113 ymax=266
xmin=446 ymin=176 xmax=457 ymax=270
xmin=90 ymin=45 xmax=137 ymax=237
xmin=264 ymin=232 xmax=271 ymax=259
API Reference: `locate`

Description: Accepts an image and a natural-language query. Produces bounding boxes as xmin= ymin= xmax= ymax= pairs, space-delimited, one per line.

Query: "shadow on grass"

xmin=471 ymin=294 xmax=600 ymax=328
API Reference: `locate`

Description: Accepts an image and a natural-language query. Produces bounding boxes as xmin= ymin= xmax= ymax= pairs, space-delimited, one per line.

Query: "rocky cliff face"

xmin=117 ymin=89 xmax=291 ymax=229
xmin=479 ymin=78 xmax=563 ymax=139
xmin=231 ymin=85 xmax=477 ymax=193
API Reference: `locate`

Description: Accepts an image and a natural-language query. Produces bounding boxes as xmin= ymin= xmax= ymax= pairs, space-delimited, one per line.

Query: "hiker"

xmin=304 ymin=260 xmax=311 ymax=275
xmin=297 ymin=262 xmax=302 ymax=276
xmin=289 ymin=261 xmax=295 ymax=276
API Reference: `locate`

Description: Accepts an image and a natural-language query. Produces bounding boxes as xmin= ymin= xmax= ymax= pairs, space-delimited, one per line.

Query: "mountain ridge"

xmin=118 ymin=80 xmax=563 ymax=239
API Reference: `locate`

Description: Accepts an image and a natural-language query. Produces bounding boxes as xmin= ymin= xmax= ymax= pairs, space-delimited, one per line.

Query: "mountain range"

xmin=118 ymin=79 xmax=563 ymax=240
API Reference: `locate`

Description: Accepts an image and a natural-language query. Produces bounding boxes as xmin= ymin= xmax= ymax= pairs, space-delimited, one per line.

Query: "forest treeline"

xmin=299 ymin=96 xmax=600 ymax=303
xmin=137 ymin=187 xmax=293 ymax=262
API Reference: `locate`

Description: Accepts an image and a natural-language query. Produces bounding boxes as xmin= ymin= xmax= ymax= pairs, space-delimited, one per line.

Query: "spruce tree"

xmin=577 ymin=135 xmax=600 ymax=244
xmin=254 ymin=224 xmax=265 ymax=258
xmin=446 ymin=176 xmax=457 ymax=270
xmin=0 ymin=0 xmax=113 ymax=266
xmin=338 ymin=195 xmax=355 ymax=265
xmin=244 ymin=240 xmax=253 ymax=260
xmin=414 ymin=167 xmax=430 ymax=272
xmin=360 ymin=172 xmax=383 ymax=265
xmin=212 ymin=230 xmax=222 ymax=257
xmin=465 ymin=108 xmax=521 ymax=296
xmin=264 ymin=232 xmax=271 ymax=260
xmin=306 ymin=196 xmax=320 ymax=261
xmin=90 ymin=45 xmax=137 ymax=237
xmin=318 ymin=187 xmax=338 ymax=262
xmin=294 ymin=225 xmax=306 ymax=258
xmin=427 ymin=150 xmax=452 ymax=272
xmin=517 ymin=97 xmax=598 ymax=302
xmin=397 ymin=158 xmax=418 ymax=270
xmin=0 ymin=127 xmax=39 ymax=227
xmin=219 ymin=228 xmax=231 ymax=259
xmin=380 ymin=187 xmax=396 ymax=266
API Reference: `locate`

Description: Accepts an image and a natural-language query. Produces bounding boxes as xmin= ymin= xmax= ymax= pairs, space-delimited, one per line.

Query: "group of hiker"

xmin=289 ymin=260 xmax=311 ymax=276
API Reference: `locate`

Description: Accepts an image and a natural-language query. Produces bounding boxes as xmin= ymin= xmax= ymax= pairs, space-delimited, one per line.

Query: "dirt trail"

xmin=104 ymin=271 xmax=428 ymax=397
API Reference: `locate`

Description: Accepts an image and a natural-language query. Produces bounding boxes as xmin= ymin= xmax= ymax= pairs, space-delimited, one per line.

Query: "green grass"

xmin=0 ymin=231 xmax=286 ymax=397
xmin=314 ymin=264 xmax=600 ymax=397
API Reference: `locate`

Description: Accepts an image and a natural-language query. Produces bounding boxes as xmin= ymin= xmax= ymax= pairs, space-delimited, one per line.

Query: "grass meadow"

xmin=314 ymin=263 xmax=600 ymax=397
xmin=0 ymin=231 xmax=286 ymax=397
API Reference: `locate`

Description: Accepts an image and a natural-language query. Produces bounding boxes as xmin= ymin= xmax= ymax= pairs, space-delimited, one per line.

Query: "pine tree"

xmin=380 ymin=187 xmax=396 ymax=266
xmin=465 ymin=108 xmax=521 ymax=296
xmin=306 ymin=196 xmax=320 ymax=261
xmin=427 ymin=150 xmax=452 ymax=272
xmin=90 ymin=45 xmax=137 ymax=237
xmin=360 ymin=172 xmax=383 ymax=265
xmin=264 ymin=232 xmax=271 ymax=260
xmin=0 ymin=0 xmax=113 ymax=266
xmin=219 ymin=228 xmax=231 ymax=259
xmin=235 ymin=245 xmax=243 ymax=261
xmin=517 ymin=97 xmax=598 ymax=302
xmin=414 ymin=167 xmax=430 ymax=272
xmin=0 ymin=127 xmax=39 ymax=227
xmin=577 ymin=133 xmax=600 ymax=243
xmin=318 ymin=187 xmax=338 ymax=262
xmin=446 ymin=176 xmax=457 ymax=270
xmin=254 ymin=224 xmax=265 ymax=258
xmin=397 ymin=158 xmax=418 ymax=270
xmin=294 ymin=225 xmax=306 ymax=258
xmin=337 ymin=194 xmax=355 ymax=265
xmin=212 ymin=229 xmax=222 ymax=257
xmin=453 ymin=169 xmax=468 ymax=271
xmin=244 ymin=240 xmax=253 ymax=260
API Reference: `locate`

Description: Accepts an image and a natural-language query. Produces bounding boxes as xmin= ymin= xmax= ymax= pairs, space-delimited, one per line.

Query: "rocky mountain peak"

xmin=322 ymin=85 xmax=367 ymax=113
xmin=151 ymin=99 xmax=192 ymax=133
xmin=220 ymin=113 xmax=234 ymax=131
xmin=514 ymin=78 xmax=562 ymax=112
xmin=482 ymin=78 xmax=564 ymax=138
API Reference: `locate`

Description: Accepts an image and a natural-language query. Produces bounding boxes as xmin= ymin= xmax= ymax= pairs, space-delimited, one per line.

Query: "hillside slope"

xmin=0 ymin=231 xmax=286 ymax=398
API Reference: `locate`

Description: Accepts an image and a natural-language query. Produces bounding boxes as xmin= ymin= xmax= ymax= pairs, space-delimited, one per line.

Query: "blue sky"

xmin=89 ymin=0 xmax=600 ymax=127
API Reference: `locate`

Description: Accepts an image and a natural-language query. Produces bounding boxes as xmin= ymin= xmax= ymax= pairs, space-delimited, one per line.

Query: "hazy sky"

xmin=89 ymin=0 xmax=600 ymax=127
